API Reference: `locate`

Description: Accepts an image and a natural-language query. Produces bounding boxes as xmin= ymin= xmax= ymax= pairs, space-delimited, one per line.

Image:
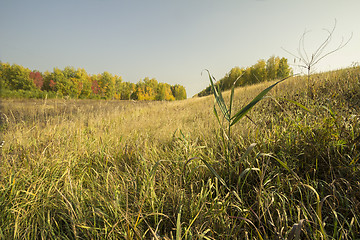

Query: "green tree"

xmin=250 ymin=59 xmax=267 ymax=83
xmin=3 ymin=64 xmax=34 ymax=90
xmin=224 ymin=67 xmax=244 ymax=88
xmin=98 ymin=71 xmax=115 ymax=99
xmin=156 ymin=83 xmax=167 ymax=100
xmin=42 ymin=71 xmax=54 ymax=92
xmin=171 ymin=84 xmax=187 ymax=100
xmin=266 ymin=56 xmax=280 ymax=80
xmin=63 ymin=66 xmax=78 ymax=97
xmin=0 ymin=62 xmax=10 ymax=90
xmin=241 ymin=67 xmax=252 ymax=86
xmin=277 ymin=57 xmax=291 ymax=79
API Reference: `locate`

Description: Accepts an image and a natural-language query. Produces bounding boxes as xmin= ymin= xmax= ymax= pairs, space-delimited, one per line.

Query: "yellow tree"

xmin=75 ymin=68 xmax=92 ymax=98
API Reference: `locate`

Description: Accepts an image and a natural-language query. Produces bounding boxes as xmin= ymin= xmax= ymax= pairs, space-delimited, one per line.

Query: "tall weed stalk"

xmin=203 ymin=69 xmax=291 ymax=186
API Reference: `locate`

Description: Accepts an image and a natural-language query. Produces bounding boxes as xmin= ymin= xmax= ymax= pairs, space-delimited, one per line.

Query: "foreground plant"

xmin=202 ymin=69 xmax=292 ymax=187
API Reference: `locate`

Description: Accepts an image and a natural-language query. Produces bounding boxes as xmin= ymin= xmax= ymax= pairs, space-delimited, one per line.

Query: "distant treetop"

xmin=197 ymin=56 xmax=291 ymax=97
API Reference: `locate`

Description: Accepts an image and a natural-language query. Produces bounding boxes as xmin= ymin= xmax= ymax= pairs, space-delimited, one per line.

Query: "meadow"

xmin=0 ymin=66 xmax=359 ymax=239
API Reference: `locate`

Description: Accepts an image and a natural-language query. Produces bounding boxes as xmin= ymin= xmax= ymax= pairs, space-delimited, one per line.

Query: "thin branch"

xmin=312 ymin=32 xmax=352 ymax=66
xmin=282 ymin=19 xmax=352 ymax=74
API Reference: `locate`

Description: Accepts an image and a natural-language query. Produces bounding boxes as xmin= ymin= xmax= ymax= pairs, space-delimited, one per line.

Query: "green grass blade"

xmin=212 ymin=71 xmax=229 ymax=118
xmin=265 ymin=154 xmax=300 ymax=180
xmin=229 ymin=74 xmax=243 ymax=116
xmin=176 ymin=206 xmax=182 ymax=240
xmin=213 ymin=103 xmax=222 ymax=125
xmin=322 ymin=106 xmax=336 ymax=119
xmin=230 ymin=76 xmax=291 ymax=126
xmin=278 ymin=97 xmax=313 ymax=113
xmin=200 ymin=158 xmax=228 ymax=189
xmin=229 ymin=80 xmax=236 ymax=119
xmin=149 ymin=160 xmax=162 ymax=179
xmin=302 ymin=184 xmax=327 ymax=239
xmin=204 ymin=69 xmax=230 ymax=121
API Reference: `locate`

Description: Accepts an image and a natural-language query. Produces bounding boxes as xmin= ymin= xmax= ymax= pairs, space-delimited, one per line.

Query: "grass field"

xmin=1 ymin=66 xmax=360 ymax=239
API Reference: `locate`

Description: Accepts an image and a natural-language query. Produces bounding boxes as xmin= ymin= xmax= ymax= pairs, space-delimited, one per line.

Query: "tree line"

xmin=0 ymin=62 xmax=187 ymax=101
xmin=197 ymin=56 xmax=291 ymax=97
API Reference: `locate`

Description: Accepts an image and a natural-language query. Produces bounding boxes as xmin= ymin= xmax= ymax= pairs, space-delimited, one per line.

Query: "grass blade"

xmin=204 ymin=69 xmax=230 ymax=121
xmin=230 ymin=76 xmax=292 ymax=126
xmin=278 ymin=97 xmax=313 ymax=113
xmin=149 ymin=160 xmax=162 ymax=180
xmin=200 ymin=158 xmax=228 ymax=189
xmin=229 ymin=81 xmax=236 ymax=118
xmin=265 ymin=154 xmax=300 ymax=180
xmin=239 ymin=143 xmax=257 ymax=164
xmin=229 ymin=75 xmax=241 ymax=118
xmin=176 ymin=206 xmax=182 ymax=240
xmin=213 ymin=103 xmax=221 ymax=125
xmin=239 ymin=168 xmax=260 ymax=179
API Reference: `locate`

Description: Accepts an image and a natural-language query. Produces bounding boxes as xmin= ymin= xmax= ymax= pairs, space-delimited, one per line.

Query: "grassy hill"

xmin=0 ymin=66 xmax=359 ymax=239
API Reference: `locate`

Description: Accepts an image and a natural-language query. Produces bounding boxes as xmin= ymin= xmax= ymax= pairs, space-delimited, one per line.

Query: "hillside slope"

xmin=0 ymin=66 xmax=359 ymax=239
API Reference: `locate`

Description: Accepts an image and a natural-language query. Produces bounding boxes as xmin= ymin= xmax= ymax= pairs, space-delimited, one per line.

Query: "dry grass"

xmin=0 ymin=66 xmax=359 ymax=239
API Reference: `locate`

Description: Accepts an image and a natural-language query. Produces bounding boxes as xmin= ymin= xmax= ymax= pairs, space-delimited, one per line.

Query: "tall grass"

xmin=0 ymin=66 xmax=359 ymax=239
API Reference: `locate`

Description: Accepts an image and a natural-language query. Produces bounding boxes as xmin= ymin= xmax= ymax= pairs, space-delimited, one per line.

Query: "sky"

xmin=1 ymin=0 xmax=359 ymax=97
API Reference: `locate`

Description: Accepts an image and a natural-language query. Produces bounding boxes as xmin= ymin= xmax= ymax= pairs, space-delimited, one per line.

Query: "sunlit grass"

xmin=0 ymin=66 xmax=359 ymax=239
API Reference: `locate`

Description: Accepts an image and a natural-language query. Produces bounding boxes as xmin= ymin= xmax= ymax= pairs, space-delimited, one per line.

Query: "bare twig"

xmin=282 ymin=19 xmax=352 ymax=101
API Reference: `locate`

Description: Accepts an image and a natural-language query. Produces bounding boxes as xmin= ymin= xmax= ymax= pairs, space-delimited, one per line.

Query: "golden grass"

xmin=0 ymin=66 xmax=359 ymax=239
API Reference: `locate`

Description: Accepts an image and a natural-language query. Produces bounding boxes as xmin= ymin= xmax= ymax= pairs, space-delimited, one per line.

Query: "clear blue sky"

xmin=1 ymin=0 xmax=359 ymax=97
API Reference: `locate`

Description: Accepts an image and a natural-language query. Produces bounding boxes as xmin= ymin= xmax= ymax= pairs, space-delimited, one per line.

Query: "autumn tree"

xmin=29 ymin=71 xmax=44 ymax=90
xmin=132 ymin=77 xmax=161 ymax=100
xmin=142 ymin=77 xmax=158 ymax=100
xmin=90 ymin=74 xmax=101 ymax=98
xmin=42 ymin=71 xmax=55 ymax=91
xmin=0 ymin=62 xmax=187 ymax=101
xmin=49 ymin=68 xmax=69 ymax=96
xmin=155 ymin=83 xmax=175 ymax=101
xmin=114 ymin=75 xmax=123 ymax=100
xmin=75 ymin=68 xmax=92 ymax=98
